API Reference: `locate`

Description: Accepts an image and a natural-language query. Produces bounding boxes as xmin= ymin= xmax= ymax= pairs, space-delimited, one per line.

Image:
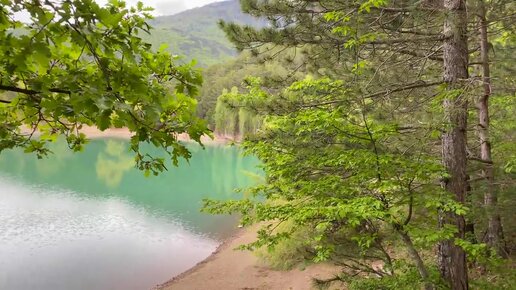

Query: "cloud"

xmin=154 ymin=0 xmax=188 ymax=15
xmin=12 ymin=0 xmax=225 ymax=22
xmin=125 ymin=0 xmax=225 ymax=16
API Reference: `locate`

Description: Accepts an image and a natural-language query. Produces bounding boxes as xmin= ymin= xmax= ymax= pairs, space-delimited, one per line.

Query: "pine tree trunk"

xmin=477 ymin=0 xmax=508 ymax=258
xmin=438 ymin=0 xmax=469 ymax=289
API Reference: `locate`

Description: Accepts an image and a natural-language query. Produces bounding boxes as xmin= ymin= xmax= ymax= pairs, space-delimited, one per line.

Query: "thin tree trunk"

xmin=397 ymin=229 xmax=434 ymax=290
xmin=477 ymin=0 xmax=508 ymax=258
xmin=438 ymin=0 xmax=469 ymax=289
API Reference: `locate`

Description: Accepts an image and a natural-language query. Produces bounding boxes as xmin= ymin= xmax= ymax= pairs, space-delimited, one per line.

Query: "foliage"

xmin=205 ymin=0 xmax=516 ymax=288
xmin=197 ymin=47 xmax=306 ymax=130
xmin=204 ymin=77 xmax=465 ymax=287
xmin=469 ymin=259 xmax=516 ymax=290
xmin=473 ymin=91 xmax=516 ymax=252
xmin=214 ymin=81 xmax=264 ymax=136
xmin=0 ymin=0 xmax=209 ymax=174
xmin=342 ymin=263 xmax=444 ymax=290
xmin=255 ymin=221 xmax=316 ymax=270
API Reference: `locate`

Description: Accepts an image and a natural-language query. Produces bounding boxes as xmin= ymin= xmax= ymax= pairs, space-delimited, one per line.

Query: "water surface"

xmin=0 ymin=138 xmax=260 ymax=290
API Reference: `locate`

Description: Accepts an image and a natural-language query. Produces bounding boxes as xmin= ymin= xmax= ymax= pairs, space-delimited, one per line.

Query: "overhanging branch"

xmin=0 ymin=85 xmax=71 ymax=95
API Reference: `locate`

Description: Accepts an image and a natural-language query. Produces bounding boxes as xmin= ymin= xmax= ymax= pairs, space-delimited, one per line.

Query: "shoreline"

xmin=76 ymin=126 xmax=241 ymax=145
xmin=155 ymin=225 xmax=343 ymax=290
xmin=21 ymin=125 xmax=241 ymax=145
xmin=154 ymin=226 xmax=248 ymax=290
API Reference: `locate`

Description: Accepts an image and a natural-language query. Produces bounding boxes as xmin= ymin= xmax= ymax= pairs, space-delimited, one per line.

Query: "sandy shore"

xmin=155 ymin=226 xmax=344 ymax=290
xmin=76 ymin=126 xmax=240 ymax=145
xmin=20 ymin=125 xmax=240 ymax=145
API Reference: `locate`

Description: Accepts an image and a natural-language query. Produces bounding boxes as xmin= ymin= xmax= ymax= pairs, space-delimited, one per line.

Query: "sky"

xmin=117 ymin=0 xmax=225 ymax=16
xmin=13 ymin=0 xmax=226 ymax=23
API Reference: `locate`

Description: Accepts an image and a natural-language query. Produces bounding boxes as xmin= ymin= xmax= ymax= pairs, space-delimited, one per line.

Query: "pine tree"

xmin=210 ymin=0 xmax=515 ymax=288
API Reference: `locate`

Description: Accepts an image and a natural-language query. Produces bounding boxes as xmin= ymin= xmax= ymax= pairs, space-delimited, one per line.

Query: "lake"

xmin=0 ymin=138 xmax=261 ymax=290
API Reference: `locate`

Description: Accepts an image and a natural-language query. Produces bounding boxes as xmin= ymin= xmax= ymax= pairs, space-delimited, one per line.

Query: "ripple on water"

xmin=0 ymin=176 xmax=219 ymax=290
xmin=0 ymin=140 xmax=258 ymax=290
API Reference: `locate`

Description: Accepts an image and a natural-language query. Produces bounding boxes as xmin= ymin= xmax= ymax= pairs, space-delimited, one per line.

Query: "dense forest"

xmin=0 ymin=0 xmax=515 ymax=289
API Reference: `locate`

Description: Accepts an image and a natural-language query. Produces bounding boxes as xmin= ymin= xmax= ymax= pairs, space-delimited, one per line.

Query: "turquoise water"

xmin=0 ymin=138 xmax=261 ymax=290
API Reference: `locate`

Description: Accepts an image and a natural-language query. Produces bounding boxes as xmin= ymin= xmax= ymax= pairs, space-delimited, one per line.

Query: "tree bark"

xmin=438 ymin=0 xmax=469 ymax=289
xmin=476 ymin=0 xmax=508 ymax=258
xmin=397 ymin=229 xmax=434 ymax=290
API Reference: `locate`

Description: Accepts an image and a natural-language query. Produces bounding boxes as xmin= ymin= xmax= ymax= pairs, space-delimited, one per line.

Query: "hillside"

xmin=145 ymin=0 xmax=265 ymax=67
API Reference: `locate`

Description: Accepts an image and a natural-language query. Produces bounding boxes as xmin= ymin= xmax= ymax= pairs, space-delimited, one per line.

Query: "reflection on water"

xmin=0 ymin=138 xmax=261 ymax=290
xmin=96 ymin=140 xmax=135 ymax=188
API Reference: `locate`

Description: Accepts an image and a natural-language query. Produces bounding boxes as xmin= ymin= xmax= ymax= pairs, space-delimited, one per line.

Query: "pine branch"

xmin=468 ymin=156 xmax=493 ymax=164
xmin=397 ymin=49 xmax=443 ymax=61
xmin=368 ymin=35 xmax=446 ymax=45
xmin=301 ymin=80 xmax=443 ymax=108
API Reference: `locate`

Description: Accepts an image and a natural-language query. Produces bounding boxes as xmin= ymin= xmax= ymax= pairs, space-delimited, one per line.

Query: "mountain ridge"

xmin=145 ymin=0 xmax=265 ymax=67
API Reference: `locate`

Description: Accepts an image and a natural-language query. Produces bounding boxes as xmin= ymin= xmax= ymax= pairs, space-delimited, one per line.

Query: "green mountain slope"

xmin=146 ymin=0 xmax=265 ymax=67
